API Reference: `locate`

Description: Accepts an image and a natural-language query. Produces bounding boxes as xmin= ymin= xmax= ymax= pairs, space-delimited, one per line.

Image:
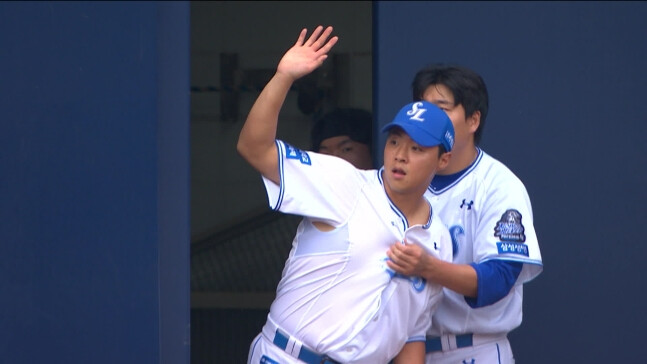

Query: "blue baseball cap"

xmin=381 ymin=101 xmax=454 ymax=151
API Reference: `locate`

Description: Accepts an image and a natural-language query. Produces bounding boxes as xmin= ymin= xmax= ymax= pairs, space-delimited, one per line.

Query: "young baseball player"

xmin=386 ymin=64 xmax=543 ymax=363
xmin=238 ymin=26 xmax=454 ymax=364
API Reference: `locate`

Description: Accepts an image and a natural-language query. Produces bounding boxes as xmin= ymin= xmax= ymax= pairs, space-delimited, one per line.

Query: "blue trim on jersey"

xmin=377 ymin=166 xmax=385 ymax=184
xmin=496 ymin=343 xmax=502 ymax=363
xmin=422 ymin=204 xmax=433 ymax=229
xmin=465 ymin=260 xmax=523 ymax=308
xmin=378 ymin=167 xmax=409 ymax=231
xmin=405 ymin=335 xmax=426 ymax=343
xmin=378 ymin=166 xmax=433 ymax=231
xmin=428 ymin=148 xmax=483 ymax=195
xmin=249 ymin=335 xmax=262 ymax=364
xmin=392 ymin=205 xmax=408 ymax=230
xmin=274 ymin=140 xmax=286 ymax=211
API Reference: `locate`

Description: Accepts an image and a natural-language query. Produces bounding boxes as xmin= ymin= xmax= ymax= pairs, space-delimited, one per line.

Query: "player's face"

xmin=422 ymin=84 xmax=478 ymax=157
xmin=318 ymin=135 xmax=373 ymax=170
xmin=382 ymin=128 xmax=449 ymax=198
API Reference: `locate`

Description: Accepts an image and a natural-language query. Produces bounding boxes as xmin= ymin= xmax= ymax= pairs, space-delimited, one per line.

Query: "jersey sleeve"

xmin=466 ymin=260 xmax=523 ymax=308
xmin=262 ymin=140 xmax=365 ymax=226
xmin=407 ymin=304 xmax=433 ymax=343
xmin=474 ymin=170 xmax=543 ymax=284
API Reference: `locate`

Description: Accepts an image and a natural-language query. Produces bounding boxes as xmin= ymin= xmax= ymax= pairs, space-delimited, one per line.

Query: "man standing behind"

xmin=387 ymin=64 xmax=543 ymax=363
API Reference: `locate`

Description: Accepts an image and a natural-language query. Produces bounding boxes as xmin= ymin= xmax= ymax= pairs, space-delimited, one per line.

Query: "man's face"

xmin=381 ymin=128 xmax=449 ymax=198
xmin=422 ymin=84 xmax=473 ymax=152
xmin=318 ymin=135 xmax=373 ymax=169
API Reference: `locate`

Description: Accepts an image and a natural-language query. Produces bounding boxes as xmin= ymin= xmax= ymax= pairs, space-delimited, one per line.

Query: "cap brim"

xmin=382 ymin=122 xmax=443 ymax=148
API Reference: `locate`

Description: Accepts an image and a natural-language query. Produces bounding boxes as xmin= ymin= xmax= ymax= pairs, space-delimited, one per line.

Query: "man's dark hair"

xmin=412 ymin=64 xmax=489 ymax=145
xmin=310 ymin=108 xmax=373 ymax=152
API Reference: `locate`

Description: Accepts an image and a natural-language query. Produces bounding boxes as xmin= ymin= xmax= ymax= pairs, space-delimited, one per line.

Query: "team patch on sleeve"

xmin=260 ymin=355 xmax=280 ymax=364
xmin=493 ymin=209 xmax=526 ymax=242
xmin=496 ymin=241 xmax=529 ymax=256
xmin=285 ymin=143 xmax=311 ymax=165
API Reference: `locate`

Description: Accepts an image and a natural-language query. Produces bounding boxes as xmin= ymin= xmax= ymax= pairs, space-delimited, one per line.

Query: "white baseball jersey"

xmin=253 ymin=140 xmax=452 ymax=363
xmin=425 ymin=148 xmax=543 ymax=336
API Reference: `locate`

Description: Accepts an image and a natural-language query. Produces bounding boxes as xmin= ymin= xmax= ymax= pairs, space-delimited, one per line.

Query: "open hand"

xmin=277 ymin=25 xmax=338 ymax=82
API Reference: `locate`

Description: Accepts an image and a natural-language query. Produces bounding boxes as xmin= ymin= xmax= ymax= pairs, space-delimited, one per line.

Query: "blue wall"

xmin=0 ymin=2 xmax=190 ymax=363
xmin=374 ymin=2 xmax=647 ymax=362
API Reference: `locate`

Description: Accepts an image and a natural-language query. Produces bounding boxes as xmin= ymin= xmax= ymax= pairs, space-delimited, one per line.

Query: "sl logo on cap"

xmin=406 ymin=101 xmax=427 ymax=122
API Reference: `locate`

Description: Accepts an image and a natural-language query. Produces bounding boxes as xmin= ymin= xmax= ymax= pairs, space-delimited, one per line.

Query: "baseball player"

xmin=386 ymin=64 xmax=543 ymax=363
xmin=238 ymin=26 xmax=454 ymax=364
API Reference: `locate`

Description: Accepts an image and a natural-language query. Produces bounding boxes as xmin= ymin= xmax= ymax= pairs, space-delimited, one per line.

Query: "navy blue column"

xmin=0 ymin=2 xmax=190 ymax=363
xmin=157 ymin=3 xmax=191 ymax=364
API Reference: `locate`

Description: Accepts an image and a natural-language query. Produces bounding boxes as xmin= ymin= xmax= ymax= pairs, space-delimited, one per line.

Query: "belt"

xmin=271 ymin=328 xmax=340 ymax=364
xmin=426 ymin=333 xmax=473 ymax=353
xmin=426 ymin=333 xmax=506 ymax=353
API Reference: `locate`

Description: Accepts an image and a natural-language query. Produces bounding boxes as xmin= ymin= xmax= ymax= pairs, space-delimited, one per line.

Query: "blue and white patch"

xmin=497 ymin=241 xmax=529 ymax=256
xmin=285 ymin=143 xmax=311 ymax=165
xmin=260 ymin=355 xmax=280 ymax=364
xmin=494 ymin=209 xmax=526 ymax=242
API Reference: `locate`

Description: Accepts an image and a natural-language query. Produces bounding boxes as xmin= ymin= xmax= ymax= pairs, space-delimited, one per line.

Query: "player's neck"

xmin=391 ymin=195 xmax=431 ymax=227
xmin=439 ymin=143 xmax=478 ymax=175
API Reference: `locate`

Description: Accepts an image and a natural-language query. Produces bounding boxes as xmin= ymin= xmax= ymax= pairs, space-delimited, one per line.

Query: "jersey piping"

xmin=428 ymin=148 xmax=483 ymax=195
xmin=377 ymin=166 xmax=433 ymax=231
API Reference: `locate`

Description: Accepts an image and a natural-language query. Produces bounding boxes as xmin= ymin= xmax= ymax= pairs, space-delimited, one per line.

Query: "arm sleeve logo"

xmin=285 ymin=143 xmax=311 ymax=165
xmin=494 ymin=209 xmax=526 ymax=242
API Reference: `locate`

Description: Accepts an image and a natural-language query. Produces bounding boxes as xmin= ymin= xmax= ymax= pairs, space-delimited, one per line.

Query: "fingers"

xmin=313 ymin=26 xmax=334 ymax=49
xmin=385 ymin=258 xmax=398 ymax=271
xmin=319 ymin=35 xmax=338 ymax=55
xmin=294 ymin=28 xmax=308 ymax=46
xmin=387 ymin=247 xmax=412 ymax=275
xmin=302 ymin=25 xmax=337 ymax=52
xmin=304 ymin=25 xmax=324 ymax=46
xmin=387 ymin=243 xmax=406 ymax=264
xmin=390 ymin=243 xmax=423 ymax=265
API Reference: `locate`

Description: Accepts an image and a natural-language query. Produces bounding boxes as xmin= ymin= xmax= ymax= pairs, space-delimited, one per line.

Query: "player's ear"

xmin=438 ymin=150 xmax=451 ymax=170
xmin=467 ymin=110 xmax=481 ymax=133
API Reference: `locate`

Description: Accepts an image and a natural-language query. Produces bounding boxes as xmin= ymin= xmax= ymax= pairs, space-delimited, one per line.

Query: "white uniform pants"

xmin=425 ymin=335 xmax=514 ymax=364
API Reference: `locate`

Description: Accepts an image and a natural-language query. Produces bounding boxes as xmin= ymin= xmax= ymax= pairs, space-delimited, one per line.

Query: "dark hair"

xmin=438 ymin=144 xmax=448 ymax=157
xmin=412 ymin=64 xmax=489 ymax=145
xmin=310 ymin=108 xmax=373 ymax=151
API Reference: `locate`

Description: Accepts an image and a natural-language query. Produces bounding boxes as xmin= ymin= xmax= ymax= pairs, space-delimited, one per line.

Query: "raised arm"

xmin=236 ymin=26 xmax=338 ymax=184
